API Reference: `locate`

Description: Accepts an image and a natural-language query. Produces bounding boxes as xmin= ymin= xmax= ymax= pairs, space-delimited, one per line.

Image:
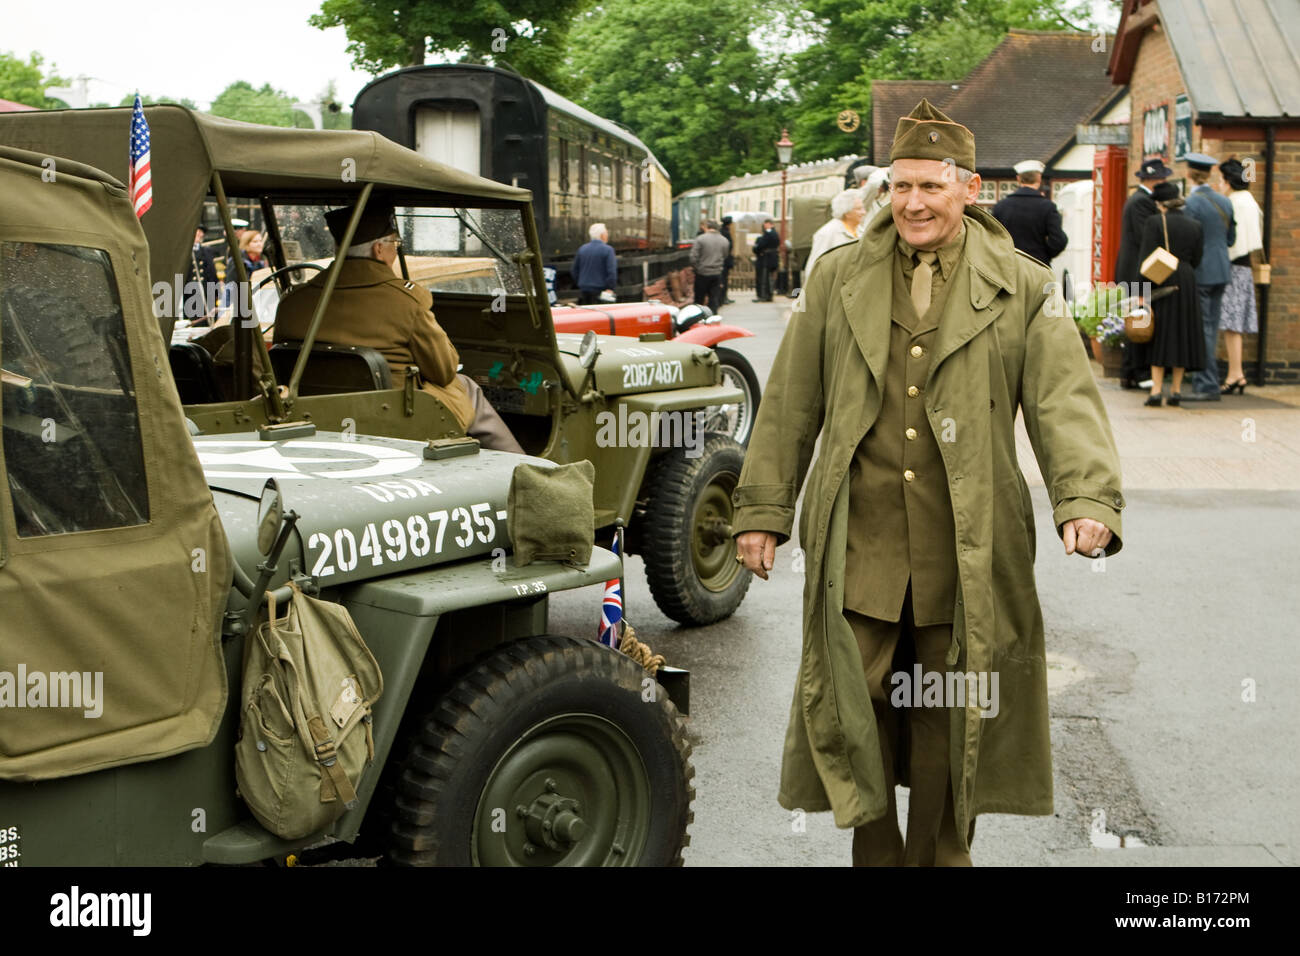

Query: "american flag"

xmin=597 ymin=533 xmax=622 ymax=649
xmin=128 ymin=94 xmax=152 ymax=218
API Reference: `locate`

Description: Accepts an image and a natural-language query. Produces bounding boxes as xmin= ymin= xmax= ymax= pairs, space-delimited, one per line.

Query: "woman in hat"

xmin=1217 ymin=157 xmax=1264 ymax=393
xmin=1138 ymin=182 xmax=1205 ymax=406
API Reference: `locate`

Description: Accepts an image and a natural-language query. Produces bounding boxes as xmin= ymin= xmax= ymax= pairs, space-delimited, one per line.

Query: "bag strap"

xmin=1162 ymin=212 xmax=1170 ymax=251
xmin=307 ymin=715 xmax=358 ymax=808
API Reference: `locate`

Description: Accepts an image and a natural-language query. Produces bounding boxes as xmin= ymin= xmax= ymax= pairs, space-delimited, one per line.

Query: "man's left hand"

xmin=1062 ymin=518 xmax=1112 ymax=557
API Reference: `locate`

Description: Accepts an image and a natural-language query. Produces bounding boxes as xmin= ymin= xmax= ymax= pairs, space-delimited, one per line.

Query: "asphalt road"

xmin=549 ymin=295 xmax=1298 ymax=866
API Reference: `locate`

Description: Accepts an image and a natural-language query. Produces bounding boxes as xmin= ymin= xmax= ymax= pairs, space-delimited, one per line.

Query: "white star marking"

xmin=199 ymin=440 xmax=422 ymax=480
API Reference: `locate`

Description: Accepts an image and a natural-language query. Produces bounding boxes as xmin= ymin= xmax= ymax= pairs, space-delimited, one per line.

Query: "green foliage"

xmin=117 ymin=93 xmax=199 ymax=109
xmin=787 ymin=0 xmax=1102 ymax=162
xmin=0 ymin=50 xmax=68 ymax=108
xmin=309 ymin=0 xmax=586 ymax=92
xmin=1073 ymin=283 xmax=1126 ymax=338
xmin=209 ymin=81 xmax=314 ymax=128
xmin=566 ymin=0 xmax=791 ymax=192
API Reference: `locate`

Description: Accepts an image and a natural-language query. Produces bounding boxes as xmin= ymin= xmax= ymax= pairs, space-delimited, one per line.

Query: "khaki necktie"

xmin=911 ymin=250 xmax=937 ymax=317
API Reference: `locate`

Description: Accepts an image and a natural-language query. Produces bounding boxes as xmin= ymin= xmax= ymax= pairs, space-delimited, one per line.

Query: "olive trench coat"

xmin=731 ymin=205 xmax=1125 ymax=839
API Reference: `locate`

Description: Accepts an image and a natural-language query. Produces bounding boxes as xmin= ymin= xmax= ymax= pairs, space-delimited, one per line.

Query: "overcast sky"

xmin=4 ymin=0 xmax=377 ymax=109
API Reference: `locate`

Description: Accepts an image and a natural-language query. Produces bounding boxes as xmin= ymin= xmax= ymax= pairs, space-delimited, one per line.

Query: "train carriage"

xmin=352 ymin=65 xmax=682 ymax=300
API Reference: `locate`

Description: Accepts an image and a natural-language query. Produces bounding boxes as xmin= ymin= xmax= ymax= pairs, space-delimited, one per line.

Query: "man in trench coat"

xmin=733 ymin=99 xmax=1125 ymax=865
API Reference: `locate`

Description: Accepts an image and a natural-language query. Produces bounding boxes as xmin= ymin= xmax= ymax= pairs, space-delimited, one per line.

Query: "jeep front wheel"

xmin=388 ymin=635 xmax=693 ymax=866
xmin=639 ymin=434 xmax=752 ymax=626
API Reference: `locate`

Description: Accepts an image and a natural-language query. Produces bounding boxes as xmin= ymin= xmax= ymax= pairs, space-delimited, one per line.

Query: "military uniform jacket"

xmin=731 ymin=205 xmax=1125 ymax=836
xmin=274 ymin=257 xmax=474 ymax=428
xmin=1185 ymin=185 xmax=1236 ymax=286
xmin=991 ymin=187 xmax=1068 ymax=265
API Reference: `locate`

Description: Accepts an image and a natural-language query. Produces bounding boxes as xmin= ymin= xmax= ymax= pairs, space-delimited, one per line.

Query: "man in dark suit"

xmin=752 ymin=219 xmax=780 ymax=302
xmin=1113 ymin=159 xmax=1172 ymax=389
xmin=1181 ymin=152 xmax=1236 ymax=401
xmin=991 ymin=160 xmax=1068 ymax=265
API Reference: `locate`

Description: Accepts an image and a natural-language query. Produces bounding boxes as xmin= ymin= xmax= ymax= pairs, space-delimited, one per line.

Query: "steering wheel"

xmin=252 ymin=262 xmax=326 ymax=293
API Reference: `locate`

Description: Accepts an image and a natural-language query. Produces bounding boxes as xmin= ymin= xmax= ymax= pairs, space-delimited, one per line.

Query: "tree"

xmin=209 ymin=81 xmax=314 ymax=128
xmin=0 ymin=50 xmax=68 ymax=108
xmin=308 ymin=0 xmax=586 ymax=93
xmin=117 ymin=92 xmax=199 ymax=110
xmin=786 ymin=0 xmax=1104 ymax=162
xmin=565 ymin=0 xmax=792 ymax=193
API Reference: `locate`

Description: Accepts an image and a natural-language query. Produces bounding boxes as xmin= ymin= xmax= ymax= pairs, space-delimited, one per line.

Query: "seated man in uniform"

xmin=275 ymin=202 xmax=523 ymax=454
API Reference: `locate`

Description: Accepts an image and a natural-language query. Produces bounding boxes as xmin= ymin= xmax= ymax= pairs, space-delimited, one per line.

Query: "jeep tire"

xmin=640 ymin=433 xmax=752 ymax=626
xmin=388 ymin=635 xmax=693 ymax=866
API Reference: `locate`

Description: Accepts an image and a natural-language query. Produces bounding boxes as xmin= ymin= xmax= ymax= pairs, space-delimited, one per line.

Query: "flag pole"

xmin=615 ymin=517 xmax=626 ymax=648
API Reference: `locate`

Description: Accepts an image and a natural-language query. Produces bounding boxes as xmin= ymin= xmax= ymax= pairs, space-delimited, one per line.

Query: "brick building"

xmin=1109 ymin=0 xmax=1300 ymax=384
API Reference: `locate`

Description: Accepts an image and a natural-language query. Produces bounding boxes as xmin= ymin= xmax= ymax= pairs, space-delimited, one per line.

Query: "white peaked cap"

xmin=1013 ymin=159 xmax=1045 ymax=175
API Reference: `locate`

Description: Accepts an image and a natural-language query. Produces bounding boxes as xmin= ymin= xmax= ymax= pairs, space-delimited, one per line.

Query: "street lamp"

xmin=775 ymin=128 xmax=795 ymax=292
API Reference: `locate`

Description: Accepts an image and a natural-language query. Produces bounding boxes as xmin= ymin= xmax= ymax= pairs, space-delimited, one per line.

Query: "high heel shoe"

xmin=1167 ymin=392 xmax=1181 ymax=407
xmin=1220 ymin=377 xmax=1247 ymax=395
xmin=1144 ymin=393 xmax=1162 ymax=407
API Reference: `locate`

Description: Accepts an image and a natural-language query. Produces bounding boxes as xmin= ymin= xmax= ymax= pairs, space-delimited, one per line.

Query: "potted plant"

xmin=1073 ymin=285 xmax=1127 ymax=375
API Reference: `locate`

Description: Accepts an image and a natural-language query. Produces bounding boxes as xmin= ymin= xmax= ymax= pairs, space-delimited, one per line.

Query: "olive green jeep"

xmin=0 ymin=143 xmax=693 ymax=866
xmin=0 ymin=106 xmax=752 ymax=627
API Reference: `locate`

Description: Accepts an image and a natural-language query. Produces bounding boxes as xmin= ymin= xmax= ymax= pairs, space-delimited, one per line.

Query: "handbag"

xmin=1252 ymin=249 xmax=1271 ymax=285
xmin=1123 ymin=302 xmax=1154 ymax=344
xmin=1139 ymin=212 xmax=1179 ymax=285
xmin=235 ymin=584 xmax=383 ymax=840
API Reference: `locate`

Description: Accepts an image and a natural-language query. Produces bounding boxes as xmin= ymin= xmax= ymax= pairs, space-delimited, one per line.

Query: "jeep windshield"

xmin=263 ymin=203 xmax=531 ymax=298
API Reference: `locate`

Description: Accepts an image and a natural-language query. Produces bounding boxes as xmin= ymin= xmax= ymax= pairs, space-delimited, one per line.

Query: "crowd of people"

xmin=1113 ymin=153 xmax=1265 ymax=406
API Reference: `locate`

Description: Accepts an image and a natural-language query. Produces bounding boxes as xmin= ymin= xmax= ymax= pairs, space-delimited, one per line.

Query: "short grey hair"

xmin=830 ymin=188 xmax=865 ymax=219
xmin=345 ymin=239 xmax=379 ymax=259
xmin=589 ymin=222 xmax=608 ymax=240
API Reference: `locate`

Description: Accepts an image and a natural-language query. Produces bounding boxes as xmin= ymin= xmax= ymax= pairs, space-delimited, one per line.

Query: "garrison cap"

xmin=325 ymin=201 xmax=398 ymax=246
xmin=1013 ymin=159 xmax=1045 ymax=176
xmin=890 ymin=98 xmax=976 ymax=172
xmin=1184 ymin=151 xmax=1218 ymax=171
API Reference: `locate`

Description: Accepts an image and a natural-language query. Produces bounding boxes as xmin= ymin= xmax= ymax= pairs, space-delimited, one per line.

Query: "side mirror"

xmin=256 ymin=479 xmax=283 ymax=557
xmin=579 ymin=329 xmax=600 ymax=370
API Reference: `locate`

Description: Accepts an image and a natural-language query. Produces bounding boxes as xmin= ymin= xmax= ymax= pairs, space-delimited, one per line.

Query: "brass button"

xmin=907 ymin=385 xmax=919 ymax=397
xmin=903 ymin=469 xmax=915 ymax=482
xmin=905 ymin=427 xmax=917 ymax=440
xmin=910 ymin=345 xmax=924 ymax=358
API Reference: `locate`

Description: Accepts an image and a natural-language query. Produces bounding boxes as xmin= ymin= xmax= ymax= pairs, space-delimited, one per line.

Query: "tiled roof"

xmin=873 ymin=30 xmax=1120 ymax=171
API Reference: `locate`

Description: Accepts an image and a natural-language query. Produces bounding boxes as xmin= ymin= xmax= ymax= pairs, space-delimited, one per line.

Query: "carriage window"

xmin=1 ymin=242 xmax=149 ymax=537
xmin=614 ymin=160 xmax=623 ymax=201
xmin=635 ymin=164 xmax=643 ymax=205
xmin=603 ymin=160 xmax=613 ymax=200
xmin=589 ymin=160 xmax=600 ymax=198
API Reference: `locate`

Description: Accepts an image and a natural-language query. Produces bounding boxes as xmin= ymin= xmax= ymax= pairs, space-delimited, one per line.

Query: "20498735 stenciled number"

xmin=307 ymin=503 xmax=503 ymax=577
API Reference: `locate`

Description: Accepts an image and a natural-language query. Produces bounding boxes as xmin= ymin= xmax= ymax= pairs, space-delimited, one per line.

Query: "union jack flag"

xmin=128 ymin=94 xmax=152 ymax=218
xmin=597 ymin=534 xmax=622 ymax=649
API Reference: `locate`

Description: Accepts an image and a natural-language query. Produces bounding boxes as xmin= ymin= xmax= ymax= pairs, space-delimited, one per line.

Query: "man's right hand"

xmin=736 ymin=531 xmax=778 ymax=581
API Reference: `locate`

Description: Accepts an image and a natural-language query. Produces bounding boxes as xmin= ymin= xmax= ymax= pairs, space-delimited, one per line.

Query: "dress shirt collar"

xmin=896 ymin=221 xmax=967 ymax=279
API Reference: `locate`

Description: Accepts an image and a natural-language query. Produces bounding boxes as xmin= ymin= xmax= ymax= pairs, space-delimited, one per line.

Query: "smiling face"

xmin=890 ymin=158 xmax=981 ymax=251
xmin=247 ymin=233 xmax=264 ymax=257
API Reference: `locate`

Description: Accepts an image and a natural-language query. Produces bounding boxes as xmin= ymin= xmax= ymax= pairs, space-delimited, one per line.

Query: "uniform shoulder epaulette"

xmin=385 ymin=275 xmax=431 ymax=304
xmin=1013 ymin=248 xmax=1051 ymax=272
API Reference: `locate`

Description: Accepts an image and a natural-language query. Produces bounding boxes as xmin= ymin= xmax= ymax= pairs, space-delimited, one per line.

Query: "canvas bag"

xmin=507 ymin=459 xmax=595 ymax=567
xmin=235 ymin=585 xmax=383 ymax=840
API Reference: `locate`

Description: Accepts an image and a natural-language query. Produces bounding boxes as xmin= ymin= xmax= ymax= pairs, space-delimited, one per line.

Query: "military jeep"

xmin=0 ymin=106 xmax=753 ymax=627
xmin=0 ymin=144 xmax=693 ymax=866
